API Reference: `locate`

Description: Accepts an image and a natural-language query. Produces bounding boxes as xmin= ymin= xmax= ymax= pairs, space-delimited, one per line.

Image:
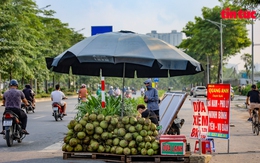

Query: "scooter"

xmin=167 ymin=117 xmax=185 ymax=135
xmin=21 ymin=101 xmax=35 ymax=114
xmin=52 ymin=102 xmax=64 ymax=121
xmin=2 ymin=110 xmax=26 ymax=147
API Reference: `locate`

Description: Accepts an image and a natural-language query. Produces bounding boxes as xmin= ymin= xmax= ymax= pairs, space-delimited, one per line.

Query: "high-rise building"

xmin=146 ymin=30 xmax=183 ymax=46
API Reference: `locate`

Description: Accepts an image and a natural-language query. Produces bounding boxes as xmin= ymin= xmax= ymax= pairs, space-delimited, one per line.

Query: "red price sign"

xmin=207 ymin=84 xmax=230 ymax=139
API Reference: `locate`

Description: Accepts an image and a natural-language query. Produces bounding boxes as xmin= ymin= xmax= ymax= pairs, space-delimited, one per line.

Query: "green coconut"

xmin=129 ymin=116 xmax=138 ymax=125
xmin=66 ymin=144 xmax=74 ymax=152
xmin=128 ymin=126 xmax=136 ymax=133
xmin=85 ymin=123 xmax=94 ymax=131
xmin=97 ymin=145 xmax=105 ymax=153
xmin=97 ymin=114 xmax=105 ymax=121
xmin=147 ymin=148 xmax=154 ymax=156
xmin=135 ymin=124 xmax=143 ymax=131
xmin=110 ymin=117 xmax=118 ymax=126
xmin=79 ymin=119 xmax=87 ymax=127
xmin=152 ymin=141 xmax=159 ymax=150
xmin=137 ymin=117 xmax=145 ymax=125
xmin=136 ymin=135 xmax=143 ymax=143
xmin=77 ymin=131 xmax=86 ymax=140
xmin=113 ymin=138 xmax=120 ymax=146
xmin=69 ymin=138 xmax=78 ymax=147
xmin=101 ymin=132 xmax=109 ymax=140
xmin=74 ymin=144 xmax=83 ymax=152
xmin=117 ymin=128 xmax=126 ymax=137
xmin=140 ymin=130 xmax=148 ymax=137
xmin=131 ymin=148 xmax=138 ymax=155
xmin=122 ymin=116 xmax=130 ymax=124
xmin=100 ymin=120 xmax=108 ymax=129
xmin=74 ymin=124 xmax=83 ymax=132
xmin=124 ymin=133 xmax=133 ymax=141
xmin=95 ymin=126 xmax=103 ymax=134
xmin=141 ymin=148 xmax=147 ymax=155
xmin=123 ymin=147 xmax=131 ymax=155
xmin=89 ymin=114 xmax=97 ymax=121
xmin=105 ymin=115 xmax=112 ymax=123
xmin=116 ymin=146 xmax=124 ymax=154
xmin=128 ymin=140 xmax=136 ymax=148
xmin=119 ymin=139 xmax=128 ymax=148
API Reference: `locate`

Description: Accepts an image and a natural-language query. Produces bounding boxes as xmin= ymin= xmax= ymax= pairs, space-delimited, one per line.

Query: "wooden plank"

xmin=126 ymin=154 xmax=190 ymax=163
xmin=63 ymin=152 xmax=125 ymax=163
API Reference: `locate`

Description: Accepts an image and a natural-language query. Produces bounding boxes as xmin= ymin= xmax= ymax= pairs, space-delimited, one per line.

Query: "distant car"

xmin=190 ymin=87 xmax=195 ymax=96
xmin=193 ymin=86 xmax=207 ymax=97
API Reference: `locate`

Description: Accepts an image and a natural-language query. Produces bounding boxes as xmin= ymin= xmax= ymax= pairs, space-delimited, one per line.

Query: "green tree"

xmin=179 ymin=3 xmax=251 ymax=84
xmin=240 ymin=53 xmax=253 ymax=78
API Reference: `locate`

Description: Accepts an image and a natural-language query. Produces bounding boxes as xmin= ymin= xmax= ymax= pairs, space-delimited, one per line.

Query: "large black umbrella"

xmin=46 ymin=31 xmax=204 ymax=78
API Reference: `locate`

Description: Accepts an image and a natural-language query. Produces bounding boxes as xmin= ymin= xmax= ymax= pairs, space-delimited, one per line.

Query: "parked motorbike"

xmin=52 ymin=102 xmax=64 ymax=121
xmin=21 ymin=101 xmax=35 ymax=113
xmin=2 ymin=110 xmax=26 ymax=147
xmin=167 ymin=117 xmax=185 ymax=135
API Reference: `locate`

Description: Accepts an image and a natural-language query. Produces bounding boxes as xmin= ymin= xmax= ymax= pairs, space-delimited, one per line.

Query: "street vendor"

xmin=137 ymin=104 xmax=159 ymax=126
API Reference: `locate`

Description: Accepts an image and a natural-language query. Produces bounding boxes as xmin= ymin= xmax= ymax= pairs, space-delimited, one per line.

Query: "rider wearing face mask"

xmin=143 ymin=79 xmax=160 ymax=121
xmin=1 ymin=79 xmax=30 ymax=135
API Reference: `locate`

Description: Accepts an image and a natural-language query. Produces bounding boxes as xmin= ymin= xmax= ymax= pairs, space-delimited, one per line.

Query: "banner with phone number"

xmin=207 ymin=84 xmax=230 ymax=139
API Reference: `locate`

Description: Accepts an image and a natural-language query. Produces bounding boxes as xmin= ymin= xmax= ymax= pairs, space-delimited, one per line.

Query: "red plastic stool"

xmin=194 ymin=140 xmax=212 ymax=154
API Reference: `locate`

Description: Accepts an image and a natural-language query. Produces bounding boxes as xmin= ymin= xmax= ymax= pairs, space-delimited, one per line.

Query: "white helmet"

xmin=81 ymin=84 xmax=86 ymax=88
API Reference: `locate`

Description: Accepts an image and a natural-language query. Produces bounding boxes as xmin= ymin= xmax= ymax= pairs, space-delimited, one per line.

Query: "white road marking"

xmin=39 ymin=141 xmax=63 ymax=152
xmin=32 ymin=116 xmax=45 ymax=119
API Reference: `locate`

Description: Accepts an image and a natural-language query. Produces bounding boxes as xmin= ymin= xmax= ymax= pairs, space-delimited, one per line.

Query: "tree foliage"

xmin=0 ymin=0 xmax=85 ymax=93
xmin=179 ymin=2 xmax=251 ymax=84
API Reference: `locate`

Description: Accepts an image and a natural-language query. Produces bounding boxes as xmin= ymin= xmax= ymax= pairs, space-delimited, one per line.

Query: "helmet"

xmin=110 ymin=86 xmax=113 ymax=89
xmin=25 ymin=84 xmax=31 ymax=89
xmin=81 ymin=84 xmax=86 ymax=88
xmin=9 ymin=79 xmax=18 ymax=86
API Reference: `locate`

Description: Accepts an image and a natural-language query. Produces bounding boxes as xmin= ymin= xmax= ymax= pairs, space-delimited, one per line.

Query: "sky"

xmin=35 ymin=0 xmax=260 ymax=71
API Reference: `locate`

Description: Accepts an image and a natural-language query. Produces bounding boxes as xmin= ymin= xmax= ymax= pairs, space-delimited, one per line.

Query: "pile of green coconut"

xmin=62 ymin=113 xmax=160 ymax=155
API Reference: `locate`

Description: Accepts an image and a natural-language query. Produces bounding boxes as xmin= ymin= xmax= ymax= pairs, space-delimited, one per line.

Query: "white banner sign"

xmin=190 ymin=99 xmax=209 ymax=139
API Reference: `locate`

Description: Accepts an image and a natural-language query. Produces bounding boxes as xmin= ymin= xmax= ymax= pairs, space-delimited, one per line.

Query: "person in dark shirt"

xmin=22 ymin=84 xmax=35 ymax=107
xmin=1 ymin=79 xmax=30 ymax=135
xmin=246 ymin=84 xmax=260 ymax=121
xmin=137 ymin=104 xmax=158 ymax=126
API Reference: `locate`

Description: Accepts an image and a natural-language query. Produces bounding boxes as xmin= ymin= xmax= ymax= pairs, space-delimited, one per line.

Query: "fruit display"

xmin=62 ymin=113 xmax=160 ymax=155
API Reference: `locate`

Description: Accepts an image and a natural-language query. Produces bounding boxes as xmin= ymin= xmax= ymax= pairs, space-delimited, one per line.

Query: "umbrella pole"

xmin=121 ymin=62 xmax=125 ymax=117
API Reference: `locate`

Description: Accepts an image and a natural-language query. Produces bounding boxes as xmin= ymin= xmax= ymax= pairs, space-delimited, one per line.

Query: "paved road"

xmin=0 ymin=93 xmax=258 ymax=163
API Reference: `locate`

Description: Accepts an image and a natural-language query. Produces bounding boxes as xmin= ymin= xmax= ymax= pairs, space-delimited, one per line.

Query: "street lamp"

xmin=206 ymin=19 xmax=226 ymax=83
xmin=39 ymin=5 xmax=51 ymax=10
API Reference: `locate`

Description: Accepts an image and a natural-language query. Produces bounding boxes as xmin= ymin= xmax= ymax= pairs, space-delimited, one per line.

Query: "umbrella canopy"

xmin=46 ymin=31 xmax=203 ymax=78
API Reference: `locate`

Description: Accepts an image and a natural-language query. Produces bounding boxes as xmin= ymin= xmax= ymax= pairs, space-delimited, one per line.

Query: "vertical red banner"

xmin=207 ymin=84 xmax=230 ymax=139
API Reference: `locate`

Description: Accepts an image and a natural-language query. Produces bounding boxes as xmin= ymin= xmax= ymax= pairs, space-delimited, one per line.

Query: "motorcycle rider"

xmin=1 ymin=79 xmax=30 ymax=135
xmin=51 ymin=84 xmax=67 ymax=116
xmin=22 ymin=84 xmax=35 ymax=108
xmin=78 ymin=84 xmax=88 ymax=102
xmin=140 ymin=87 xmax=145 ymax=96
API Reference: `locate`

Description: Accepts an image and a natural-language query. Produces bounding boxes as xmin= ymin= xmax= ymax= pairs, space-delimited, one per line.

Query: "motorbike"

xmin=52 ymin=102 xmax=64 ymax=121
xmin=2 ymin=110 xmax=26 ymax=147
xmin=167 ymin=117 xmax=185 ymax=135
xmin=21 ymin=101 xmax=35 ymax=113
xmin=141 ymin=90 xmax=145 ymax=96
